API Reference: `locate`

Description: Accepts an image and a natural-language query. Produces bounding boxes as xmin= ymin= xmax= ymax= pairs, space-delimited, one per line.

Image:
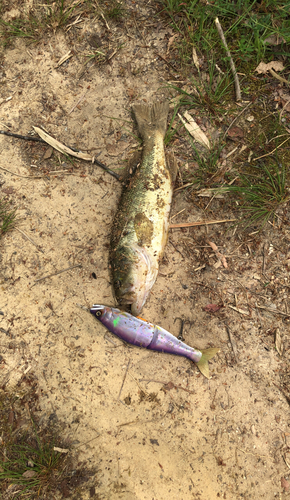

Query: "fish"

xmin=110 ymin=101 xmax=177 ymax=315
xmin=90 ymin=305 xmax=219 ymax=378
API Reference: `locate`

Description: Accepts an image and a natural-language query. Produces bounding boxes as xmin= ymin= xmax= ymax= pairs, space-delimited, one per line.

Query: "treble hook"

xmin=174 ymin=317 xmax=192 ymax=342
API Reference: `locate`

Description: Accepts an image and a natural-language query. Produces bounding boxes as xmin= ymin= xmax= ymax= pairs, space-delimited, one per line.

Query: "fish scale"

xmin=110 ymin=101 xmax=177 ymax=315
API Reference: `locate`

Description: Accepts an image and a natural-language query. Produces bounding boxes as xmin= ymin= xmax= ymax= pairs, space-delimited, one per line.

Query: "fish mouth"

xmin=117 ymin=291 xmax=145 ymax=316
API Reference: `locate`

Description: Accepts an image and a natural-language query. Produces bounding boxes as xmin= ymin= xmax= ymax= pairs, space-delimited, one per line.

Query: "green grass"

xmin=219 ymin=161 xmax=289 ymax=228
xmin=0 ymin=199 xmax=17 ymax=237
xmin=167 ymin=57 xmax=234 ymax=116
xmin=0 ymin=385 xmax=96 ymax=499
xmin=162 ymin=0 xmax=290 ymax=73
xmin=0 ymin=0 xmax=126 ymax=46
xmin=105 ymin=0 xmax=126 ymax=20
xmin=0 ymin=433 xmax=66 ymax=498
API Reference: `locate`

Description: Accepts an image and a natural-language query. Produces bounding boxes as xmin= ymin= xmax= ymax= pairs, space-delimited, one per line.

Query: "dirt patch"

xmin=1 ymin=2 xmax=290 ymax=499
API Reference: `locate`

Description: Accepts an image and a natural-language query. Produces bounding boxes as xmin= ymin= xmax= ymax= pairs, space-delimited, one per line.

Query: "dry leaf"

xmin=264 ymin=34 xmax=286 ymax=46
xmin=33 ymin=127 xmax=92 ymax=161
xmin=208 ymin=240 xmax=218 ymax=252
xmin=220 ymin=255 xmax=228 ymax=268
xmin=227 ymin=126 xmax=244 ymax=141
xmin=192 ymin=46 xmax=199 ymax=69
xmin=178 ymin=112 xmax=210 ymax=148
xmin=280 ymin=93 xmax=290 ymax=111
xmin=106 ymin=141 xmax=128 ymax=156
xmin=22 ymin=470 xmax=37 ymax=478
xmin=43 ymin=146 xmax=53 ymax=160
xmin=275 ymin=328 xmax=283 ymax=356
xmin=207 ymin=240 xmax=228 ymax=268
xmin=203 ymin=304 xmax=223 ymax=313
xmin=54 ymin=446 xmax=69 ymax=453
xmin=255 ymin=61 xmax=285 ymax=74
xmin=167 ymin=34 xmax=179 ymax=54
xmin=197 ymin=188 xmax=224 ymax=199
xmin=55 ymin=50 xmax=72 ymax=68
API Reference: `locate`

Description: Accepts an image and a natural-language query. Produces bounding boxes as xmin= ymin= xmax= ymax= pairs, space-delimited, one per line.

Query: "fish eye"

xmin=96 ymin=311 xmax=102 ymax=317
xmin=114 ymin=279 xmax=121 ymax=289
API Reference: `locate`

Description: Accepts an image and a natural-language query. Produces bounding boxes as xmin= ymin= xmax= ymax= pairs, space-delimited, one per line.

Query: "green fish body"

xmin=110 ymin=102 xmax=177 ymax=315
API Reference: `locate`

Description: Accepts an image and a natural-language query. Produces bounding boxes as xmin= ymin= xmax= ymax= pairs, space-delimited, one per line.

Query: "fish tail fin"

xmin=196 ymin=348 xmax=219 ymax=379
xmin=133 ymin=101 xmax=169 ymax=140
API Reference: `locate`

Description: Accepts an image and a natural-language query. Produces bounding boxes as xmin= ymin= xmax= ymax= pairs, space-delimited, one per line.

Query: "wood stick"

xmin=16 ymin=228 xmax=44 ymax=253
xmin=34 ymin=264 xmax=82 ymax=284
xmin=253 ymin=137 xmax=290 ymax=161
xmin=224 ymin=101 xmax=252 ymax=138
xmin=0 ymin=130 xmax=46 ymax=143
xmin=215 ymin=17 xmax=241 ymax=101
xmin=34 ymin=127 xmax=121 ymax=180
xmin=118 ymin=360 xmax=130 ymax=400
xmin=0 ymin=129 xmax=120 ymax=180
xmin=170 ymin=218 xmax=236 ymax=229
xmin=256 ymin=304 xmax=290 ymax=317
xmin=225 ymin=324 xmax=239 ymax=361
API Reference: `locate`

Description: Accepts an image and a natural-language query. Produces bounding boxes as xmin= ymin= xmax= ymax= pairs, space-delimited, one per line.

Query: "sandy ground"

xmin=1 ymin=2 xmax=290 ymax=499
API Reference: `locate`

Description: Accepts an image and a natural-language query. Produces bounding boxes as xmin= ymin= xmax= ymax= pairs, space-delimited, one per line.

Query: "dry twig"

xmin=215 ymin=17 xmax=241 ymax=101
xmin=34 ymin=264 xmax=82 ymax=284
xmin=118 ymin=360 xmax=131 ymax=400
xmin=225 ymin=324 xmax=238 ymax=361
xmin=170 ymin=219 xmax=235 ymax=229
xmin=253 ymin=137 xmax=290 ymax=161
xmin=16 ymin=228 xmax=44 ymax=253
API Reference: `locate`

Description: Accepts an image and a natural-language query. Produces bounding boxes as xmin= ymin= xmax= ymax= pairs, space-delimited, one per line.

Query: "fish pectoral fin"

xmin=196 ymin=348 xmax=220 ymax=379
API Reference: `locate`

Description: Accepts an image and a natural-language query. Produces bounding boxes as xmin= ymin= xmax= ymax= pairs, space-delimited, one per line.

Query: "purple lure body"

xmin=90 ymin=305 xmax=202 ymax=363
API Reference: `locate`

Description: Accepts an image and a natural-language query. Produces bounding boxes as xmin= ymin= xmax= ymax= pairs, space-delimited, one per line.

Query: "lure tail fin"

xmin=133 ymin=101 xmax=169 ymax=141
xmin=196 ymin=348 xmax=219 ymax=379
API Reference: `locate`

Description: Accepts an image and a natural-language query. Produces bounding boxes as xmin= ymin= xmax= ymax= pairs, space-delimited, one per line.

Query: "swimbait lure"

xmin=90 ymin=305 xmax=219 ymax=378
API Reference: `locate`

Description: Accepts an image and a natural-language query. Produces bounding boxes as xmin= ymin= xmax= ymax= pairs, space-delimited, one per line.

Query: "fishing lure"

xmin=90 ymin=305 xmax=219 ymax=378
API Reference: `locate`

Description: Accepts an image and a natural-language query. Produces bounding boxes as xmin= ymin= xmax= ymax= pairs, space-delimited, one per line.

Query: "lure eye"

xmin=95 ymin=311 xmax=102 ymax=317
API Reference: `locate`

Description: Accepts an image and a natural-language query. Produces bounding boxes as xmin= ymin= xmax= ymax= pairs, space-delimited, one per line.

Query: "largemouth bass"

xmin=90 ymin=304 xmax=219 ymax=378
xmin=110 ymin=102 xmax=177 ymax=315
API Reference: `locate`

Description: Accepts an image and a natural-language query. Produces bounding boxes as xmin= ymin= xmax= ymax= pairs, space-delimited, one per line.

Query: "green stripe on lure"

xmin=90 ymin=305 xmax=219 ymax=378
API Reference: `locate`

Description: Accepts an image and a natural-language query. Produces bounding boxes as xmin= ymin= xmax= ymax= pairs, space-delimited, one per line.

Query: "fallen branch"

xmin=0 ymin=130 xmax=46 ymax=143
xmin=215 ymin=17 xmax=241 ymax=101
xmin=256 ymin=304 xmax=290 ymax=317
xmin=170 ymin=218 xmax=236 ymax=228
xmin=0 ymin=128 xmax=120 ymax=180
xmin=34 ymin=127 xmax=120 ymax=180
xmin=253 ymin=137 xmax=290 ymax=161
